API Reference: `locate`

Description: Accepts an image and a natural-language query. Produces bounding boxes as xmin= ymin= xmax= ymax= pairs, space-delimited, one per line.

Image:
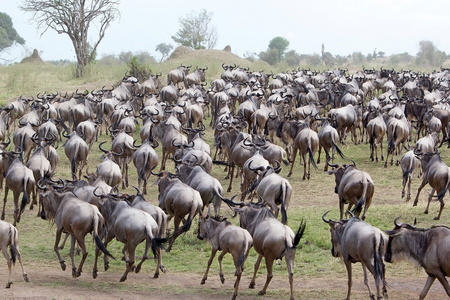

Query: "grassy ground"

xmin=1 ymin=53 xmax=449 ymax=299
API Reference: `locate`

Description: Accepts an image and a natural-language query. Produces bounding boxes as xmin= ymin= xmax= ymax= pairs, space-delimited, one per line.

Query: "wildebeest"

xmin=155 ymin=171 xmax=203 ymax=252
xmin=328 ymin=161 xmax=375 ymax=220
xmin=0 ymin=220 xmax=28 ymax=288
xmin=39 ymin=183 xmax=114 ymax=278
xmin=167 ymin=64 xmax=191 ymax=88
xmin=94 ymin=200 xmax=168 ymax=282
xmin=385 ymin=217 xmax=450 ymax=300
xmin=322 ymin=211 xmax=388 ymax=300
xmin=413 ymin=151 xmax=450 ymax=220
xmin=197 ymin=214 xmax=253 ymax=300
xmin=400 ymin=150 xmax=421 ymax=202
xmin=1 ymin=151 xmax=35 ymax=226
xmin=247 ymin=162 xmax=292 ymax=224
xmin=230 ymin=205 xmax=306 ymax=300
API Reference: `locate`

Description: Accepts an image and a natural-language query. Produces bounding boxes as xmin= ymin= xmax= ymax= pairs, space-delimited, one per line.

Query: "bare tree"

xmin=20 ymin=0 xmax=120 ymax=77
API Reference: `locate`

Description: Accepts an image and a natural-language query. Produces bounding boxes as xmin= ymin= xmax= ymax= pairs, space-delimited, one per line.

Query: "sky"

xmin=1 ymin=0 xmax=450 ymax=64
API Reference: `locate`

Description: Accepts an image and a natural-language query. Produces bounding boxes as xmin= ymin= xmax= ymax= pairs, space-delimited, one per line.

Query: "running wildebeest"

xmin=197 ymin=214 xmax=253 ymax=300
xmin=0 ymin=220 xmax=28 ymax=288
xmin=322 ymin=211 xmax=388 ymax=300
xmin=385 ymin=217 xmax=450 ymax=300
xmin=229 ymin=204 xmax=306 ymax=300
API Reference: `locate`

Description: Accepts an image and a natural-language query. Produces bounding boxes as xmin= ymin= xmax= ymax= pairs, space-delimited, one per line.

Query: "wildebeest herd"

xmin=1 ymin=64 xmax=450 ymax=299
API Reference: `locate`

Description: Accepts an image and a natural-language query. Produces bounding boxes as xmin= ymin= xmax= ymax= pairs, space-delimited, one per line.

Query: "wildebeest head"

xmin=384 ymin=216 xmax=417 ymax=263
xmin=327 ymin=160 xmax=357 ymax=193
xmin=322 ymin=211 xmax=350 ymax=257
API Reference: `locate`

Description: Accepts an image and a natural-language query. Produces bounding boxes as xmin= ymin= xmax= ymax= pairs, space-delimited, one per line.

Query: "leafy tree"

xmin=171 ymin=9 xmax=217 ymax=50
xmin=285 ymin=50 xmax=301 ymax=67
xmin=259 ymin=49 xmax=279 ymax=66
xmin=268 ymin=36 xmax=289 ymax=62
xmin=416 ymin=40 xmax=446 ymax=67
xmin=155 ymin=43 xmax=173 ymax=62
xmin=20 ymin=0 xmax=120 ymax=77
xmin=0 ymin=12 xmax=25 ymax=54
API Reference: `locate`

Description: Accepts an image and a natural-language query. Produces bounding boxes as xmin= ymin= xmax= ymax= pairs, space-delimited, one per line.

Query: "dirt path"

xmin=0 ymin=262 xmax=447 ymax=300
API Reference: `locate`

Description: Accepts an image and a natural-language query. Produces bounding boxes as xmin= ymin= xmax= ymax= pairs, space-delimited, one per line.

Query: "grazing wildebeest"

xmin=39 ymin=183 xmax=114 ymax=278
xmin=94 ymin=200 xmax=168 ymax=282
xmin=197 ymin=214 xmax=253 ymax=300
xmin=230 ymin=205 xmax=306 ymax=300
xmin=327 ymin=161 xmax=375 ymax=220
xmin=413 ymin=151 xmax=450 ymax=220
xmin=0 ymin=220 xmax=28 ymax=288
xmin=322 ymin=211 xmax=388 ymax=300
xmin=385 ymin=217 xmax=450 ymax=300
xmin=400 ymin=150 xmax=421 ymax=202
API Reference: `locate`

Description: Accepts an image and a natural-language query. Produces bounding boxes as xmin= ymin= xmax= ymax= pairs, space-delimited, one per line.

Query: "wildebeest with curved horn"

xmin=322 ymin=211 xmax=388 ymax=300
xmin=197 ymin=214 xmax=253 ymax=300
xmin=328 ymin=160 xmax=375 ymax=220
xmin=385 ymin=217 xmax=450 ymax=300
xmin=38 ymin=181 xmax=114 ymax=278
xmin=229 ymin=204 xmax=306 ymax=300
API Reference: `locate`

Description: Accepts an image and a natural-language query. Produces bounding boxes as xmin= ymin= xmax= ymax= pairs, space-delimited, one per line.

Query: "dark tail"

xmin=308 ymin=147 xmax=318 ymax=170
xmin=402 ymin=169 xmax=411 ymax=181
xmin=20 ymin=177 xmax=30 ymax=213
xmin=293 ymin=220 xmax=306 ymax=248
xmin=333 ymin=141 xmax=345 ymax=159
xmin=280 ymin=182 xmax=288 ymax=224
xmin=9 ymin=228 xmax=17 ymax=265
xmin=373 ymin=234 xmax=387 ymax=296
xmin=387 ymin=124 xmax=397 ymax=155
xmin=71 ymin=157 xmax=76 ymax=178
xmin=94 ymin=235 xmax=115 ymax=260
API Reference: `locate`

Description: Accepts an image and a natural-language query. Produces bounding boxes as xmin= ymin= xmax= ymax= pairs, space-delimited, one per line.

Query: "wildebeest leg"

xmin=317 ymin=145 xmax=322 ymax=165
xmin=434 ymin=273 xmax=450 ymax=298
xmin=227 ymin=165 xmax=235 ymax=192
xmin=361 ymin=264 xmax=375 ymax=300
xmin=413 ymin=179 xmax=428 ymax=207
xmin=53 ymin=227 xmax=66 ymax=271
xmin=1 ymin=186 xmax=9 ymax=220
xmin=419 ymin=276 xmax=436 ymax=300
xmin=380 ymin=140 xmax=384 ymax=161
xmin=285 ymin=250 xmax=296 ymax=300
xmin=201 ymin=248 xmax=217 ymax=284
xmin=344 ymin=259 xmax=353 ymax=300
xmin=1 ymin=244 xmax=13 ymax=288
xmin=287 ymin=148 xmax=297 ymax=177
xmin=218 ymin=250 xmax=229 ymax=284
xmin=167 ymin=216 xmax=182 ymax=252
xmin=10 ymin=238 xmax=28 ymax=284
xmin=424 ymin=188 xmax=435 ymax=215
xmin=249 ymin=254 xmax=263 ymax=289
xmin=120 ymin=244 xmax=135 ymax=282
xmin=93 ymin=228 xmax=114 ymax=278
xmin=73 ymin=235 xmax=88 ymax=278
xmin=435 ymin=197 xmax=445 ymax=220
xmin=258 ymin=257 xmax=274 ymax=296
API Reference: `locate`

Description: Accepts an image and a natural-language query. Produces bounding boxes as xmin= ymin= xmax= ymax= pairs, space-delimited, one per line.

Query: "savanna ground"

xmin=0 ymin=54 xmax=450 ymax=300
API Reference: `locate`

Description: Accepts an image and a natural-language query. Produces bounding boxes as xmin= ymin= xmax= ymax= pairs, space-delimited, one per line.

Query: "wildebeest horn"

xmin=350 ymin=159 xmax=356 ymax=167
xmin=327 ymin=158 xmax=339 ymax=169
xmin=132 ymin=185 xmax=143 ymax=196
xmin=322 ymin=211 xmax=330 ymax=223
xmin=346 ymin=210 xmax=355 ymax=218
xmin=394 ymin=216 xmax=402 ymax=228
xmin=150 ymin=167 xmax=163 ymax=177
xmin=98 ymin=141 xmax=109 ymax=153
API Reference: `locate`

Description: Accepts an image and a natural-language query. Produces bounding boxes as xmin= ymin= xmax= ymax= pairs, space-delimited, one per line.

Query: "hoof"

xmin=153 ymin=272 xmax=159 ymax=279
xmin=6 ymin=281 xmax=11 ymax=288
xmin=201 ymin=278 xmax=206 ymax=284
xmin=93 ymin=271 xmax=98 ymax=279
xmin=119 ymin=276 xmax=126 ymax=282
xmin=220 ymin=274 xmax=225 ymax=284
xmin=60 ymin=262 xmax=66 ymax=271
xmin=249 ymin=282 xmax=255 ymax=289
xmin=23 ymin=274 xmax=29 ymax=282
